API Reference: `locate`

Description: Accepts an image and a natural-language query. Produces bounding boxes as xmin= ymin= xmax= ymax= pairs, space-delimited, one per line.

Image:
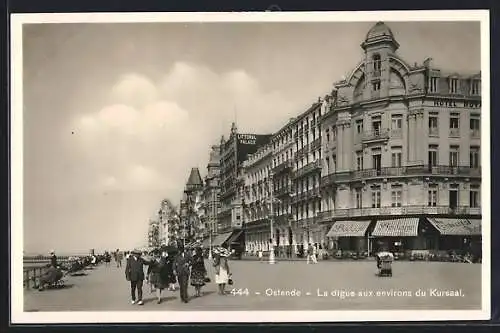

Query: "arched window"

xmin=372 ymin=54 xmax=381 ymax=72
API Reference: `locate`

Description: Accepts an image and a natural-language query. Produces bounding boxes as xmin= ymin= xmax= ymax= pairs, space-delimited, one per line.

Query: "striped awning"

xmin=427 ymin=218 xmax=479 ymax=236
xmin=468 ymin=219 xmax=482 ymax=236
xmin=371 ymin=218 xmax=419 ymax=237
xmin=227 ymin=230 xmax=244 ymax=244
xmin=326 ymin=220 xmax=371 ymax=237
xmin=211 ymin=232 xmax=234 ymax=247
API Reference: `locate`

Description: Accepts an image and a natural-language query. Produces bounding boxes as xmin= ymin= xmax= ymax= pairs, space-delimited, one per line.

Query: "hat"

xmin=49 ymin=250 xmax=55 ymax=254
xmin=131 ymin=249 xmax=142 ymax=255
xmin=213 ymin=247 xmax=231 ymax=257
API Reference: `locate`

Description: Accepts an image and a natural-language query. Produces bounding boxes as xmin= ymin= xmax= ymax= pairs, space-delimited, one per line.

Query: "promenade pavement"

xmin=24 ymin=259 xmax=481 ymax=311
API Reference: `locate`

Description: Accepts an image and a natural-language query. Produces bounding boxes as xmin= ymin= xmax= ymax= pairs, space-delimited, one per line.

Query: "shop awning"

xmin=210 ymin=231 xmax=234 ymax=247
xmin=426 ymin=218 xmax=476 ymax=236
xmin=227 ymin=230 xmax=244 ymax=244
xmin=468 ymin=219 xmax=482 ymax=236
xmin=371 ymin=218 xmax=419 ymax=237
xmin=326 ymin=220 xmax=371 ymax=237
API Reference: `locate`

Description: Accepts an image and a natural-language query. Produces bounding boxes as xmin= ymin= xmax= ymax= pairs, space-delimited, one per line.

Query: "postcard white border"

xmin=10 ymin=10 xmax=491 ymax=324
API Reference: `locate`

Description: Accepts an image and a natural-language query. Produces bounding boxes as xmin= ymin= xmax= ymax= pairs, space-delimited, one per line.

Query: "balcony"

xmin=362 ymin=128 xmax=390 ymax=143
xmin=390 ymin=128 xmax=402 ymax=139
xmin=449 ymin=128 xmax=460 ymax=137
xmin=332 ymin=206 xmax=481 ymax=219
xmin=320 ymin=171 xmax=352 ymax=187
xmin=275 ymin=185 xmax=291 ymax=197
xmin=272 ymin=160 xmax=293 ymax=175
xmin=293 ymin=160 xmax=322 ymax=179
xmin=470 ymin=129 xmax=480 ymax=139
xmin=310 ymin=138 xmax=321 ymax=151
xmin=429 ymin=127 xmax=439 ymax=137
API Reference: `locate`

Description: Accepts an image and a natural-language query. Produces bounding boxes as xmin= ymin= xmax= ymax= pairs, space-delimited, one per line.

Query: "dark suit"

xmin=174 ymin=252 xmax=192 ymax=302
xmin=125 ymin=255 xmax=148 ymax=301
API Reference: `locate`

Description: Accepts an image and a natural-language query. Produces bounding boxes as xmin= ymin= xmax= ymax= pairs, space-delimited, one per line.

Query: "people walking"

xmin=146 ymin=249 xmax=172 ymax=304
xmin=190 ymin=247 xmax=208 ymax=297
xmin=174 ymin=247 xmax=192 ymax=303
xmin=125 ymin=249 xmax=150 ymax=305
xmin=306 ymin=244 xmax=313 ymax=264
xmin=312 ymin=243 xmax=318 ymax=264
xmin=213 ymin=247 xmax=231 ymax=295
xmin=115 ymin=249 xmax=123 ymax=268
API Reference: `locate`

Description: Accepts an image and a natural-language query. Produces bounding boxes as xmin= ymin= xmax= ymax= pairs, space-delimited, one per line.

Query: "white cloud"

xmin=71 ymin=62 xmax=296 ymax=209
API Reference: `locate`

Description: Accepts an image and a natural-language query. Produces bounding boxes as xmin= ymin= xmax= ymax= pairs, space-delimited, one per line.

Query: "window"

xmin=471 ymin=79 xmax=480 ymax=95
xmin=371 ymin=187 xmax=381 ymax=208
xmin=372 ymin=120 xmax=381 ymax=135
xmin=429 ymin=114 xmax=439 ymax=136
xmin=332 ymin=155 xmax=337 ymax=172
xmin=326 ymin=128 xmax=330 ymax=142
xmin=391 ymin=149 xmax=402 ymax=167
xmin=355 ymin=188 xmax=362 ymax=209
xmin=356 ymin=120 xmax=364 ymax=134
xmin=450 ymin=114 xmax=460 ymax=136
xmin=373 ymin=54 xmax=381 ymax=72
xmin=391 ymin=115 xmax=402 ymax=130
xmin=449 ymin=78 xmax=459 ymax=94
xmin=372 ymin=151 xmax=382 ymax=171
xmin=325 ymin=157 xmax=330 ymax=173
xmin=470 ymin=146 xmax=480 ymax=168
xmin=429 ymin=77 xmax=439 ymax=93
xmin=391 ymin=188 xmax=402 ymax=207
xmin=356 ymin=151 xmax=364 ymax=171
xmin=449 ymin=146 xmax=459 ymax=167
xmin=470 ymin=186 xmax=480 ymax=208
xmin=372 ymin=80 xmax=381 ymax=91
xmin=470 ymin=116 xmax=480 ymax=137
xmin=428 ymin=145 xmax=438 ymax=167
xmin=428 ymin=186 xmax=438 ymax=207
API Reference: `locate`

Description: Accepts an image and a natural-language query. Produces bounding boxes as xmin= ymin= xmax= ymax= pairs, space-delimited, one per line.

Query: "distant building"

xmin=180 ymin=168 xmax=204 ymax=244
xmin=158 ymin=199 xmax=179 ymax=245
xmin=319 ymin=22 xmax=481 ymax=255
xmin=200 ymin=145 xmax=221 ymax=245
xmin=216 ymin=122 xmax=272 ymax=251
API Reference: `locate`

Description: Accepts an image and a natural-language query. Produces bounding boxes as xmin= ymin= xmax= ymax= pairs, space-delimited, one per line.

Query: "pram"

xmin=376 ymin=251 xmax=394 ymax=277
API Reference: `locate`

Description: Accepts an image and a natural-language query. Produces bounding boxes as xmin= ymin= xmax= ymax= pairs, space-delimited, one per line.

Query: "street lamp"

xmin=268 ymin=171 xmax=277 ymax=265
xmin=208 ymin=190 xmax=215 ymax=260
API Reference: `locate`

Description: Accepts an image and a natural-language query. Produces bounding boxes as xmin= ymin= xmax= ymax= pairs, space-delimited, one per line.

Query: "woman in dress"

xmin=213 ymin=249 xmax=231 ymax=295
xmin=147 ymin=250 xmax=172 ymax=304
xmin=190 ymin=247 xmax=207 ymax=297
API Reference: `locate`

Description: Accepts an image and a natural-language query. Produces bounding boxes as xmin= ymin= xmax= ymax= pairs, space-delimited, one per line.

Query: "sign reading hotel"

xmin=432 ymin=99 xmax=481 ymax=109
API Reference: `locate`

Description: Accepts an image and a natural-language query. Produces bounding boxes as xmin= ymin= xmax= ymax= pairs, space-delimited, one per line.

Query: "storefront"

xmin=371 ymin=218 xmax=420 ymax=253
xmin=326 ymin=220 xmax=372 ymax=253
xmin=425 ymin=218 xmax=482 ymax=254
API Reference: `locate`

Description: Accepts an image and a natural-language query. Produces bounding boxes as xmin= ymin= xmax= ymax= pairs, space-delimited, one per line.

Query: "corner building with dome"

xmin=318 ymin=22 xmax=482 ymax=256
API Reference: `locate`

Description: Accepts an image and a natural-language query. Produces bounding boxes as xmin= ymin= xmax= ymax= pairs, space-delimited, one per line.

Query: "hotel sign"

xmin=433 ymin=99 xmax=481 ymax=109
xmin=238 ymin=134 xmax=257 ymax=145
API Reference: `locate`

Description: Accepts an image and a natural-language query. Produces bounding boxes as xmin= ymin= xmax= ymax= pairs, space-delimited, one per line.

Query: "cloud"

xmin=71 ymin=63 xmax=296 ymax=211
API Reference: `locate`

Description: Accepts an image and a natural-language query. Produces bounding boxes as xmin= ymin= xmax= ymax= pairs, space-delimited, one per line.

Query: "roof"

xmin=366 ymin=21 xmax=395 ymax=41
xmin=186 ymin=168 xmax=203 ymax=188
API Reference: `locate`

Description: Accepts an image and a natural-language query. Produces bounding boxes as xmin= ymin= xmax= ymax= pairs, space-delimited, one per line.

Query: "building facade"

xmin=216 ymin=122 xmax=272 ymax=251
xmin=291 ymin=101 xmax=328 ymax=254
xmin=180 ymin=168 xmax=204 ymax=244
xmin=200 ymin=145 xmax=221 ymax=241
xmin=242 ymin=143 xmax=273 ymax=254
xmin=158 ymin=198 xmax=179 ymax=245
xmin=319 ymin=22 xmax=481 ymax=255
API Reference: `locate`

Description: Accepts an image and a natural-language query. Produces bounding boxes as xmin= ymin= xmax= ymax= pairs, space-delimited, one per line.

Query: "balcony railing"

xmin=272 ymin=160 xmax=293 ymax=175
xmin=325 ymin=165 xmax=481 ymax=182
xmin=390 ymin=128 xmax=402 ymax=138
xmin=362 ymin=129 xmax=390 ymax=142
xmin=294 ymin=160 xmax=322 ymax=179
xmin=310 ymin=138 xmax=321 ymax=151
xmin=319 ymin=206 xmax=481 ymax=220
xmin=449 ymin=128 xmax=460 ymax=137
xmin=470 ymin=129 xmax=480 ymax=138
xmin=429 ymin=127 xmax=439 ymax=136
xmin=275 ymin=185 xmax=291 ymax=197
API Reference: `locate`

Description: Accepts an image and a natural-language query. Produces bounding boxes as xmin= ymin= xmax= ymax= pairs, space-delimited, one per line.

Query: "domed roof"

xmin=362 ymin=21 xmax=399 ymax=50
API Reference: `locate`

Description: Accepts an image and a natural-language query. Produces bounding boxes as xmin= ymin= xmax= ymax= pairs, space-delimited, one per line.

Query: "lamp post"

xmin=268 ymin=171 xmax=276 ymax=264
xmin=208 ymin=189 xmax=215 ymax=260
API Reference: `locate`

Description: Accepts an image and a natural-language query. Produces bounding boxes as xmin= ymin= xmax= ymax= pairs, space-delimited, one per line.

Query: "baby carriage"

xmin=376 ymin=251 xmax=394 ymax=277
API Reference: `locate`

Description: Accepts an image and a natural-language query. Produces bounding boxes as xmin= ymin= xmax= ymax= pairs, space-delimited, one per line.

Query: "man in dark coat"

xmin=173 ymin=247 xmax=192 ymax=303
xmin=125 ymin=249 xmax=149 ymax=305
xmin=49 ymin=250 xmax=57 ymax=268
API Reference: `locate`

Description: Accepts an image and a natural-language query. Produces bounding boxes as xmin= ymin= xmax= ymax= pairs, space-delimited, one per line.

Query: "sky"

xmin=21 ymin=20 xmax=481 ymax=254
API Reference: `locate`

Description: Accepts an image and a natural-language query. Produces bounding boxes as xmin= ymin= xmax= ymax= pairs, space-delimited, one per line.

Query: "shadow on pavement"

xmin=142 ymin=296 xmax=177 ymax=304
